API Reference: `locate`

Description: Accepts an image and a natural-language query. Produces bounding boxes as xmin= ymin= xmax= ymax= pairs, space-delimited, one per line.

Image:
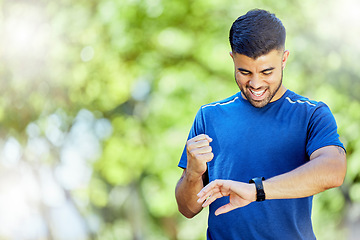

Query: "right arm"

xmin=175 ymin=134 xmax=213 ymax=218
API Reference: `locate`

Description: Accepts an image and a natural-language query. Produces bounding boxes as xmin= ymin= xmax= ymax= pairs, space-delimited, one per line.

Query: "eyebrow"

xmin=261 ymin=67 xmax=275 ymax=73
xmin=237 ymin=68 xmax=251 ymax=73
xmin=237 ymin=67 xmax=275 ymax=73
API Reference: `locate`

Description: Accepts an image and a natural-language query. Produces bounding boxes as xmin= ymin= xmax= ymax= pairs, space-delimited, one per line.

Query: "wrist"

xmin=249 ymin=183 xmax=257 ymax=202
xmin=184 ymin=169 xmax=203 ymax=183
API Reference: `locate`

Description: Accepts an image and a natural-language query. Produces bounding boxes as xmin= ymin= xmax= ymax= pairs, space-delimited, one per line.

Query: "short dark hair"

xmin=229 ymin=9 xmax=286 ymax=59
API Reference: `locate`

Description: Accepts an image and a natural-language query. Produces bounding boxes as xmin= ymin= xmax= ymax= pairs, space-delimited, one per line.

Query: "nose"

xmin=249 ymin=74 xmax=262 ymax=89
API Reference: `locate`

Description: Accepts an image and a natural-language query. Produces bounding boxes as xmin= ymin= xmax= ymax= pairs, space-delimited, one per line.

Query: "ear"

xmin=230 ymin=51 xmax=234 ymax=60
xmin=282 ymin=50 xmax=290 ymax=69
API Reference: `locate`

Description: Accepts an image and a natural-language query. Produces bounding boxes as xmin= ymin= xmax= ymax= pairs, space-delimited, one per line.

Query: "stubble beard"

xmin=236 ymin=71 xmax=283 ymax=108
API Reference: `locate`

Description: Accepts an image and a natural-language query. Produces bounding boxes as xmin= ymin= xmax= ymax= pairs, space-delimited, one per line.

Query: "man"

xmin=175 ymin=9 xmax=346 ymax=239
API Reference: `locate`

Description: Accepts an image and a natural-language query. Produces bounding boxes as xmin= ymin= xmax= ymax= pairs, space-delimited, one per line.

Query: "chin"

xmin=248 ymin=96 xmax=273 ymax=108
xmin=250 ymin=101 xmax=269 ymax=108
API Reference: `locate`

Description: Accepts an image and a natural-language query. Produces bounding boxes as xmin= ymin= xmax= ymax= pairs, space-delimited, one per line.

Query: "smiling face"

xmin=231 ymin=49 xmax=289 ymax=108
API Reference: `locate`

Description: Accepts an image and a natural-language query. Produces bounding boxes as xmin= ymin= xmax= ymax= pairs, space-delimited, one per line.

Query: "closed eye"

xmin=237 ymin=68 xmax=251 ymax=76
xmin=240 ymin=71 xmax=251 ymax=76
xmin=261 ymin=67 xmax=275 ymax=76
xmin=262 ymin=70 xmax=273 ymax=75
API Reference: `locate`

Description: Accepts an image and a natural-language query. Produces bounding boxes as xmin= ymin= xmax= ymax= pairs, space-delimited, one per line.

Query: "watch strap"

xmin=249 ymin=177 xmax=266 ymax=201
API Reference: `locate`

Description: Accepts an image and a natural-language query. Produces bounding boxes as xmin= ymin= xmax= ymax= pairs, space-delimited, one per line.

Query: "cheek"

xmin=265 ymin=76 xmax=276 ymax=84
xmin=235 ymin=73 xmax=247 ymax=84
xmin=266 ymin=72 xmax=282 ymax=84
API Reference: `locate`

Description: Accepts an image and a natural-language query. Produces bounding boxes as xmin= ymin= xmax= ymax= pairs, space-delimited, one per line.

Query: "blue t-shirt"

xmin=178 ymin=90 xmax=344 ymax=240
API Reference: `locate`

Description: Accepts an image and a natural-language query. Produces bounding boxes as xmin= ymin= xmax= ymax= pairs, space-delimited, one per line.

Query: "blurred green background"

xmin=0 ymin=0 xmax=359 ymax=239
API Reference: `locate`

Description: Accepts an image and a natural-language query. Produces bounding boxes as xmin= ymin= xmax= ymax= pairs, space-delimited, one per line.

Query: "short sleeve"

xmin=178 ymin=108 xmax=206 ymax=169
xmin=306 ymin=102 xmax=344 ymax=157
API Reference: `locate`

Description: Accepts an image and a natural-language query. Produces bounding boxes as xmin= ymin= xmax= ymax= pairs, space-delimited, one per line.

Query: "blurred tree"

xmin=0 ymin=0 xmax=359 ymax=239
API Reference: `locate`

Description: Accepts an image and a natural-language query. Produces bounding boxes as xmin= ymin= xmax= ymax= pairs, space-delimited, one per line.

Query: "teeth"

xmin=250 ymin=89 xmax=265 ymax=97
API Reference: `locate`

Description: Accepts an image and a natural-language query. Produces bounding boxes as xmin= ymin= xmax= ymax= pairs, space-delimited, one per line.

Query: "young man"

xmin=175 ymin=9 xmax=346 ymax=239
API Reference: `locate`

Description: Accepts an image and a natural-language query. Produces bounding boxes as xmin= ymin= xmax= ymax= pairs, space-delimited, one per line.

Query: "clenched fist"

xmin=186 ymin=134 xmax=214 ymax=179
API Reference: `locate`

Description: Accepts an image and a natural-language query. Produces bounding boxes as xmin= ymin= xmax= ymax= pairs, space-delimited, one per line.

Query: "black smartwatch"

xmin=249 ymin=177 xmax=266 ymax=202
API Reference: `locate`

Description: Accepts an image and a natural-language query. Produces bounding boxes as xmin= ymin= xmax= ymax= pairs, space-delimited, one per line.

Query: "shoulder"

xmin=190 ymin=93 xmax=241 ymax=134
xmin=279 ymin=90 xmax=336 ymax=123
xmin=284 ymin=90 xmax=337 ymax=126
xmin=201 ymin=92 xmax=240 ymax=110
xmin=282 ymin=90 xmax=332 ymax=114
xmin=283 ymin=90 xmax=319 ymax=108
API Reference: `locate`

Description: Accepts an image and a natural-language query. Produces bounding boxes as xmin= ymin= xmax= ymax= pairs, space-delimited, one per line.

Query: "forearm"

xmin=263 ymin=147 xmax=346 ymax=200
xmin=175 ymin=170 xmax=205 ymax=218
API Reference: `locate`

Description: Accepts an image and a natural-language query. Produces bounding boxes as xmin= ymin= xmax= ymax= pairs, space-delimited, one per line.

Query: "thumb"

xmin=214 ymin=203 xmax=237 ymax=216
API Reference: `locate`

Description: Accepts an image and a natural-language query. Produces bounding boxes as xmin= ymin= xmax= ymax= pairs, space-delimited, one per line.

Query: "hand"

xmin=197 ymin=180 xmax=256 ymax=216
xmin=186 ymin=134 xmax=214 ymax=179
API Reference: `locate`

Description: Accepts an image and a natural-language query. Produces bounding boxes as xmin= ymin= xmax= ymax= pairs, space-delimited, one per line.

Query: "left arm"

xmin=263 ymin=145 xmax=346 ymax=199
xmin=197 ymin=145 xmax=346 ymax=215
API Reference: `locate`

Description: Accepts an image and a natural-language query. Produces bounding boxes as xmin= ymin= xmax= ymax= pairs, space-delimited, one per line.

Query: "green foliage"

xmin=0 ymin=0 xmax=359 ymax=239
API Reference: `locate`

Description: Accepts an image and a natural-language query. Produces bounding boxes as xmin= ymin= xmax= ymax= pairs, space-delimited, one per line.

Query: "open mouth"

xmin=249 ymin=88 xmax=266 ymax=98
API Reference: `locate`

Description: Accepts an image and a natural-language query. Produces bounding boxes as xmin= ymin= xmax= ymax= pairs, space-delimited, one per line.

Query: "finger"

xmin=202 ymin=191 xmax=225 ymax=208
xmin=188 ymin=145 xmax=212 ymax=155
xmin=197 ymin=182 xmax=215 ymax=199
xmin=190 ymin=134 xmax=213 ymax=143
xmin=197 ymin=180 xmax=223 ymax=200
xmin=203 ymin=152 xmax=214 ymax=162
xmin=215 ymin=203 xmax=237 ymax=216
xmin=206 ymin=135 xmax=213 ymax=142
xmin=197 ymin=187 xmax=217 ymax=203
xmin=187 ymin=139 xmax=211 ymax=152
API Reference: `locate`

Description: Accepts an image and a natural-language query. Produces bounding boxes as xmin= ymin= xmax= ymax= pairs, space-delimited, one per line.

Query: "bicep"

xmin=309 ymin=145 xmax=346 ymax=187
xmin=309 ymin=145 xmax=346 ymax=161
